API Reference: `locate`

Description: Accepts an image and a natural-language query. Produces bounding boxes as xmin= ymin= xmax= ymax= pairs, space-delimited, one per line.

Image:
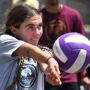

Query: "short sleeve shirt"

xmin=0 ymin=34 xmax=44 ymax=90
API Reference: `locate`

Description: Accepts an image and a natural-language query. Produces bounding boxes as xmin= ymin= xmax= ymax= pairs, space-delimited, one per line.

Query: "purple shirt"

xmin=39 ymin=5 xmax=86 ymax=83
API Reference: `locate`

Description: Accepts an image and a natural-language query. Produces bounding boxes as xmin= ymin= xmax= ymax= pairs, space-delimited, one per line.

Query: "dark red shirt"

xmin=39 ymin=5 xmax=86 ymax=83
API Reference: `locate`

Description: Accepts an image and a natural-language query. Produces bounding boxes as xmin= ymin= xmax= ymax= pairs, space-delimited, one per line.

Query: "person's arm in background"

xmin=72 ymin=10 xmax=90 ymax=90
xmin=73 ymin=10 xmax=86 ymax=35
xmin=74 ymin=12 xmax=90 ymax=89
xmin=80 ymin=67 xmax=90 ymax=90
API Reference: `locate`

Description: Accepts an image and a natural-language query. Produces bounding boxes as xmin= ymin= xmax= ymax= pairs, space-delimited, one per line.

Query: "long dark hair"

xmin=5 ymin=4 xmax=41 ymax=36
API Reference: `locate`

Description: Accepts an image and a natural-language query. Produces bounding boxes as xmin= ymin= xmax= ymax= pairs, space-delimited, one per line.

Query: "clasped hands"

xmin=40 ymin=57 xmax=62 ymax=86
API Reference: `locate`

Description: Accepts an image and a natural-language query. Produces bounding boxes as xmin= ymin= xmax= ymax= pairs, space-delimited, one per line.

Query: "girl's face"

xmin=14 ymin=14 xmax=43 ymax=45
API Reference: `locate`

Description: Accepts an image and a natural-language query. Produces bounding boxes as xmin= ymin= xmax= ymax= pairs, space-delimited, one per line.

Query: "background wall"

xmin=66 ymin=0 xmax=90 ymax=24
xmin=0 ymin=0 xmax=10 ymax=24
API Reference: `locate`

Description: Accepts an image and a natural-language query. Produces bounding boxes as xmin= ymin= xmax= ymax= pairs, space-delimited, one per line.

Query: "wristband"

xmin=46 ymin=57 xmax=52 ymax=64
xmin=80 ymin=72 xmax=86 ymax=77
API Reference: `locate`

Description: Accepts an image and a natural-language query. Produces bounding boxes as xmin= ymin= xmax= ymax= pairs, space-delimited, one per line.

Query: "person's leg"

xmin=45 ymin=81 xmax=80 ymax=90
xmin=45 ymin=81 xmax=60 ymax=90
xmin=59 ymin=82 xmax=80 ymax=90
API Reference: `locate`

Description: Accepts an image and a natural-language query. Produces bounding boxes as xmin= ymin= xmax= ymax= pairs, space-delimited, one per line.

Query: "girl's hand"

xmin=45 ymin=57 xmax=62 ymax=86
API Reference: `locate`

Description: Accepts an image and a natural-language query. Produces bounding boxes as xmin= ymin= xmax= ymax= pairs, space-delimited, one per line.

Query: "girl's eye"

xmin=38 ymin=23 xmax=43 ymax=28
xmin=28 ymin=26 xmax=34 ymax=29
xmin=25 ymin=23 xmax=43 ymax=30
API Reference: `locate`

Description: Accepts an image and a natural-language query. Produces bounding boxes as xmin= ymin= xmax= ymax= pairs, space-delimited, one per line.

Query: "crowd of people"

xmin=0 ymin=0 xmax=89 ymax=90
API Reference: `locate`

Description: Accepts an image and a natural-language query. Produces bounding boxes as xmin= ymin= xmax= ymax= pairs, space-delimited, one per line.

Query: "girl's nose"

xmin=34 ymin=28 xmax=43 ymax=36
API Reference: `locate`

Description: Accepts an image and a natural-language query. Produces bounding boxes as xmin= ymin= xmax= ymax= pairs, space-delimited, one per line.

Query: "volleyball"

xmin=53 ymin=32 xmax=90 ymax=73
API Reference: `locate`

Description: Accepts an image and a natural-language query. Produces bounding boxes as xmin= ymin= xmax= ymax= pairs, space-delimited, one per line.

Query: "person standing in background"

xmin=39 ymin=0 xmax=86 ymax=90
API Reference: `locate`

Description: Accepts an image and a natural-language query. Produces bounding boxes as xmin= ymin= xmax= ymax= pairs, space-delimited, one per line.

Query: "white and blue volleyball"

xmin=53 ymin=32 xmax=90 ymax=73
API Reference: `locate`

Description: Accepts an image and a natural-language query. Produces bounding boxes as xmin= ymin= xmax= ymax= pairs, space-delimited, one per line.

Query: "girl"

xmin=0 ymin=4 xmax=61 ymax=90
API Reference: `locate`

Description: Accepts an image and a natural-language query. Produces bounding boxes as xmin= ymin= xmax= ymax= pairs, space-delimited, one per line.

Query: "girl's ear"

xmin=10 ymin=26 xmax=17 ymax=35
